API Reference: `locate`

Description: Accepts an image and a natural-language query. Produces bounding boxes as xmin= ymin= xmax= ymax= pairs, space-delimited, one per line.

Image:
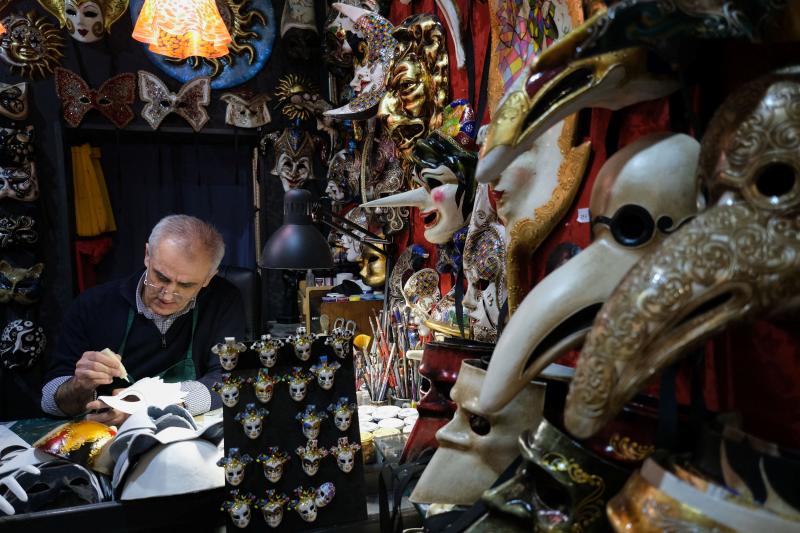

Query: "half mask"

xmin=0 ymin=214 xmax=38 ymax=248
xmin=0 ymin=82 xmax=28 ymax=121
xmin=138 ymin=70 xmax=211 ymax=132
xmin=480 ymin=133 xmax=700 ymax=413
xmin=0 ymin=11 xmax=65 ymax=79
xmin=55 ymin=68 xmax=136 ymax=128
xmin=0 ymin=164 xmax=38 ymax=202
xmin=33 ymin=420 xmax=116 ymax=471
xmin=411 ymin=360 xmax=545 ymax=506
xmin=0 ymin=319 xmax=46 ymax=370
xmin=37 ymin=0 xmax=128 ymax=43
xmin=219 ymin=93 xmax=271 ymax=129
xmin=0 ymin=125 xmax=35 ymax=167
xmin=565 ymin=70 xmax=800 ymax=439
xmin=0 ymin=260 xmax=44 ymax=304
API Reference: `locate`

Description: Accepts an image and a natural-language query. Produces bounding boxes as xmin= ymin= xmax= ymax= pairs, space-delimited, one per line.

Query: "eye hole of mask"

xmin=593 ymin=204 xmax=655 ymax=247
xmin=755 ymin=162 xmax=796 ymax=200
xmin=468 ymin=413 xmax=491 ymax=436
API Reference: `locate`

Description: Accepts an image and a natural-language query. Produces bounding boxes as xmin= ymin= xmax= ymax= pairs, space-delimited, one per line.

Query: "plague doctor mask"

xmin=480 ymin=133 xmax=700 ymax=414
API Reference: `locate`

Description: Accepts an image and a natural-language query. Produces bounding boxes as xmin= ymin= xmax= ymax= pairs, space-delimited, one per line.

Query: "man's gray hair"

xmin=148 ymin=214 xmax=225 ymax=271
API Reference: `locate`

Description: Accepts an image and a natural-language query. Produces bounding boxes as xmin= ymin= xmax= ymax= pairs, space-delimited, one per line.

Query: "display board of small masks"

xmin=214 ymin=330 xmax=367 ymax=531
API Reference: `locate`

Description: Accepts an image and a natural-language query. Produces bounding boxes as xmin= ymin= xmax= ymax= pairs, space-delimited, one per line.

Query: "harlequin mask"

xmin=377 ymin=14 xmax=449 ymax=160
xmin=480 ymin=133 xmax=700 ymax=414
xmin=295 ymin=439 xmax=329 ymax=477
xmin=0 ymin=260 xmax=44 ymax=304
xmin=216 ymin=448 xmax=252 ymax=487
xmin=33 ymin=420 xmax=116 ymax=469
xmin=256 ymin=490 xmax=289 ymax=528
xmin=37 ymin=0 xmax=128 ymax=43
xmin=265 ymin=127 xmax=315 ymax=191
xmin=211 ymin=373 xmax=244 ymax=408
xmin=0 ymin=12 xmax=65 ymax=79
xmin=296 ymin=405 xmax=328 ymax=441
xmin=284 ymin=367 xmax=313 ymax=401
xmin=358 ymin=243 xmax=386 ymax=288
xmin=310 ymin=356 xmax=341 ymax=391
xmin=0 ymin=125 xmax=35 ymax=167
xmin=471 ymin=418 xmax=631 ymax=533
xmin=138 ymin=70 xmax=211 ymax=132
xmin=327 ymin=397 xmax=356 ymax=432
xmin=220 ymin=93 xmax=271 ymax=129
xmin=566 ymin=69 xmax=800 ymax=439
xmin=55 ymin=68 xmax=136 ymax=128
xmin=251 ymin=334 xmax=283 ymax=367
xmin=330 ymin=437 xmax=361 ymax=473
xmin=212 ymin=337 xmax=247 ymax=371
xmin=0 ymin=214 xmax=38 ymax=248
xmin=247 ymin=369 xmax=275 ymax=403
xmin=221 ymin=490 xmax=255 ymax=529
xmin=0 ymin=82 xmax=29 ymax=121
xmin=324 ymin=3 xmax=396 ymax=120
xmin=324 ymin=321 xmax=354 ymax=359
xmin=234 ymin=403 xmax=268 ymax=440
xmin=411 ymin=360 xmax=545 ymax=506
xmin=290 ymin=486 xmax=319 ymax=522
xmin=256 ymin=447 xmax=289 ymax=483
xmin=289 ymin=326 xmax=316 ymax=361
xmin=0 ymin=319 xmax=46 ymax=370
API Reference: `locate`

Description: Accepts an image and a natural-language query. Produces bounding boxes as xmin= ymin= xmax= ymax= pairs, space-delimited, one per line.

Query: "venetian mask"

xmin=266 ymin=127 xmax=315 ymax=191
xmin=220 ymin=93 xmax=272 ymax=129
xmin=138 ymin=70 xmax=211 ymax=132
xmin=296 ymin=405 xmax=328 ymax=440
xmin=325 ymin=319 xmax=354 ymax=358
xmin=565 ymin=69 xmax=800 ymax=440
xmin=280 ymin=0 xmax=317 ymax=61
xmin=0 ymin=12 xmax=65 ymax=79
xmin=480 ymin=133 xmax=700 ymax=414
xmin=411 ymin=360 xmax=545 ymax=506
xmin=54 ymin=68 xmax=137 ymax=128
xmin=234 ymin=403 xmax=268 ymax=440
xmin=0 ymin=82 xmax=29 ymax=121
xmin=211 ymin=373 xmax=244 ymax=408
xmin=0 ymin=164 xmax=39 ymax=202
xmin=216 ymin=448 xmax=252 ymax=487
xmin=325 ymin=149 xmax=357 ymax=205
xmin=33 ymin=420 xmax=116 ymax=469
xmin=251 ymin=368 xmax=278 ymax=403
xmin=340 ymin=207 xmax=369 ymax=262
xmin=403 ymin=268 xmax=440 ymax=332
xmin=37 ymin=0 xmax=128 ymax=43
xmin=327 ymin=397 xmax=356 ymax=432
xmin=358 ymin=243 xmax=386 ymax=288
xmin=315 ymin=481 xmax=336 ymax=508
xmin=251 ymin=334 xmax=283 ymax=367
xmin=221 ymin=490 xmax=255 ymax=529
xmin=310 ymin=356 xmax=341 ymax=390
xmin=256 ymin=490 xmax=289 ymax=528
xmin=256 ymin=447 xmax=289 ymax=483
xmin=0 ymin=125 xmax=35 ymax=167
xmin=290 ymin=486 xmax=319 ymax=522
xmin=0 ymin=319 xmax=46 ymax=370
xmin=212 ymin=337 xmax=247 ymax=371
xmin=321 ymin=5 xmax=354 ymax=79
xmin=0 ymin=214 xmax=38 ymax=248
xmin=289 ymin=326 xmax=315 ymax=361
xmin=377 ymin=14 xmax=449 ymax=160
xmin=284 ymin=367 xmax=313 ymax=401
xmin=295 ymin=439 xmax=329 ymax=477
xmin=330 ymin=437 xmax=361 ymax=473
xmin=0 ymin=260 xmax=44 ymax=304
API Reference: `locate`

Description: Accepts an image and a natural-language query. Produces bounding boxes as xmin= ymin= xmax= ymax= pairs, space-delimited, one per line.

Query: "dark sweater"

xmin=45 ymin=270 xmax=246 ymax=410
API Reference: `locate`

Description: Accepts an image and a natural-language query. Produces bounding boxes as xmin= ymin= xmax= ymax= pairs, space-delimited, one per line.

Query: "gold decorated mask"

xmin=37 ymin=0 xmax=128 ymax=43
xmin=358 ymin=243 xmax=386 ymax=288
xmin=34 ymin=420 xmax=117 ymax=471
xmin=565 ymin=69 xmax=800 ymax=440
xmin=0 ymin=11 xmax=65 ymax=79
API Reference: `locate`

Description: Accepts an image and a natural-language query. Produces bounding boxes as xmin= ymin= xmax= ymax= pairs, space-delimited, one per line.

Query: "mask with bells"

xmin=310 ymin=356 xmax=341 ymax=390
xmin=211 ymin=374 xmax=245 ymax=408
xmin=234 ymin=403 xmax=268 ymax=440
xmin=358 ymin=243 xmax=387 ymax=288
xmin=212 ymin=337 xmax=247 ymax=371
xmin=480 ymin=133 xmax=701 ymax=415
xmin=251 ymin=334 xmax=284 ymax=368
xmin=0 ymin=318 xmax=46 ymax=370
xmin=283 ymin=367 xmax=313 ymax=402
xmin=0 ymin=12 xmax=65 ymax=79
xmin=289 ymin=326 xmax=316 ymax=361
xmin=290 ymin=486 xmax=320 ymax=523
xmin=325 ymin=318 xmax=355 ymax=358
xmin=216 ymin=448 xmax=252 ymax=487
xmin=256 ymin=490 xmax=289 ymax=528
xmin=327 ymin=397 xmax=356 ymax=432
xmin=36 ymin=0 xmax=127 ymax=43
xmin=265 ymin=127 xmax=316 ymax=192
xmin=411 ymin=360 xmax=545 ymax=506
xmin=330 ymin=437 xmax=361 ymax=473
xmin=566 ymin=69 xmax=800 ymax=439
xmin=296 ymin=405 xmax=328 ymax=441
xmin=221 ymin=490 xmax=255 ymax=529
xmin=250 ymin=368 xmax=278 ymax=404
xmin=296 ymin=439 xmax=329 ymax=477
xmin=315 ymin=481 xmax=336 ymax=508
xmin=256 ymin=447 xmax=289 ymax=483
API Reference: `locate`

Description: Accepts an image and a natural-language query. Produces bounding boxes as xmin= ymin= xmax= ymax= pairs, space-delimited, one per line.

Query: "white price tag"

xmin=577 ymin=208 xmax=590 ymax=224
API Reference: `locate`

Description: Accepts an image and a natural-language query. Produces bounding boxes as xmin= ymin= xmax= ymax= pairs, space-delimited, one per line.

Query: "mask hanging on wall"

xmin=0 ymin=318 xmax=46 ymax=370
xmin=0 ymin=163 xmax=38 ymax=202
xmin=0 ymin=82 xmax=29 ymax=122
xmin=280 ymin=0 xmax=317 ymax=61
xmin=37 ymin=0 xmax=128 ymax=43
xmin=0 ymin=125 xmax=35 ymax=168
xmin=0 ymin=214 xmax=38 ymax=248
xmin=0 ymin=11 xmax=65 ymax=79
xmin=358 ymin=243 xmax=386 ymax=288
xmin=219 ymin=93 xmax=271 ymax=129
xmin=0 ymin=260 xmax=44 ymax=305
xmin=262 ymin=126 xmax=315 ymax=192
xmin=55 ymin=68 xmax=137 ymax=128
xmin=138 ymin=70 xmax=211 ymax=132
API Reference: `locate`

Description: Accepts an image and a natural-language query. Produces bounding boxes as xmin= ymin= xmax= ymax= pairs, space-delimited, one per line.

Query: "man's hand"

xmin=74 ymin=350 xmax=124 ymax=390
xmin=84 ymin=399 xmax=129 ymax=427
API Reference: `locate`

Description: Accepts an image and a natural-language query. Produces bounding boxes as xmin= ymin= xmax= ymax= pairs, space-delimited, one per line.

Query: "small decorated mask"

xmin=0 ymin=319 xmax=46 ymax=371
xmin=217 ymin=448 xmax=253 ymax=487
xmin=0 ymin=12 xmax=65 ymax=79
xmin=256 ymin=490 xmax=289 ymax=528
xmin=295 ymin=439 xmax=329 ymax=477
xmin=220 ymin=93 xmax=272 ymax=128
xmin=327 ymin=397 xmax=356 ymax=432
xmin=325 ymin=149 xmax=357 ymax=206
xmin=138 ymin=71 xmax=211 ymax=132
xmin=310 ymin=356 xmax=341 ymax=390
xmin=340 ymin=207 xmax=368 ymax=262
xmin=234 ymin=403 xmax=268 ymax=440
xmin=289 ymin=326 xmax=316 ymax=361
xmin=54 ymin=68 xmax=137 ymax=128
xmin=221 ymin=490 xmax=255 ymax=529
xmin=296 ymin=405 xmax=328 ymax=441
xmin=0 ymin=125 xmax=35 ymax=168
xmin=212 ymin=337 xmax=247 ymax=371
xmin=36 ymin=0 xmax=128 ymax=43
xmin=283 ymin=367 xmax=313 ymax=402
xmin=262 ymin=126 xmax=315 ymax=191
xmin=315 ymin=481 xmax=335 ymax=508
xmin=330 ymin=437 xmax=361 ymax=473
xmin=256 ymin=447 xmax=289 ymax=483
xmin=211 ymin=373 xmax=245 ymax=408
xmin=251 ymin=334 xmax=284 ymax=368
xmin=250 ymin=369 xmax=279 ymax=404
xmin=0 ymin=82 xmax=29 ymax=121
xmin=325 ymin=318 xmax=356 ymax=358
xmin=0 ymin=214 xmax=38 ymax=248
xmin=0 ymin=164 xmax=39 ymax=203
xmin=290 ymin=486 xmax=319 ymax=522
xmin=0 ymin=261 xmax=44 ymax=305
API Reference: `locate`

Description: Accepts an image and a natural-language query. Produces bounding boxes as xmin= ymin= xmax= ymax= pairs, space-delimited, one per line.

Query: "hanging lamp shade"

xmin=132 ymin=0 xmax=232 ymax=59
xmin=0 ymin=21 xmax=5 ymax=36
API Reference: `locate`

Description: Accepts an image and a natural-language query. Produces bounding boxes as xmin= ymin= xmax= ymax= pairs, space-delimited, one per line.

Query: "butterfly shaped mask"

xmin=220 ymin=93 xmax=271 ymax=128
xmin=0 ymin=82 xmax=29 ymax=121
xmin=138 ymin=71 xmax=211 ymax=132
xmin=55 ymin=68 xmax=137 ymax=128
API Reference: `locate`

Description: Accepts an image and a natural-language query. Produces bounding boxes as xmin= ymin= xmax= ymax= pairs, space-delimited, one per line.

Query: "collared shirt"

xmin=135 ymin=272 xmax=196 ymax=334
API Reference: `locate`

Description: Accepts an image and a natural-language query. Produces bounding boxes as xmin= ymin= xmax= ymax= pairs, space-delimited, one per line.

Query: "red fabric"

xmin=74 ymin=237 xmax=113 ymax=293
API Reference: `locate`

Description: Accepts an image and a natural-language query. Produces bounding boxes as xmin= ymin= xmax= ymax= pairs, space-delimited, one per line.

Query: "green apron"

xmin=117 ymin=305 xmax=199 ymax=382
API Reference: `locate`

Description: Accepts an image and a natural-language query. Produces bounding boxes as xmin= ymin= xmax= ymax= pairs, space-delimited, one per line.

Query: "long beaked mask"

xmin=480 ymin=133 xmax=700 ymax=414
xmin=565 ymin=69 xmax=800 ymax=440
xmin=37 ymin=0 xmax=128 ymax=43
xmin=410 ymin=360 xmax=545 ymax=506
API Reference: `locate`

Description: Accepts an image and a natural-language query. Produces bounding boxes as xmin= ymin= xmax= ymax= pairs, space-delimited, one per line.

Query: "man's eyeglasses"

xmin=143 ymin=271 xmax=191 ymax=303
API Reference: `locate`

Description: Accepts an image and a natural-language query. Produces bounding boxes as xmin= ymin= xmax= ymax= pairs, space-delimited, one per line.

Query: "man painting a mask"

xmin=41 ymin=214 xmax=246 ymax=426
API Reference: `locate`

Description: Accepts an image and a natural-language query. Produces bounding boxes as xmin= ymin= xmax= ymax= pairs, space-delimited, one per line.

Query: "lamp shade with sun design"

xmin=132 ymin=0 xmax=232 ymax=59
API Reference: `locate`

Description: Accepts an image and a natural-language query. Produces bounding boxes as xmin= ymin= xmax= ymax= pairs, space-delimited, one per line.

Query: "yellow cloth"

xmin=72 ymin=144 xmax=117 ymax=237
